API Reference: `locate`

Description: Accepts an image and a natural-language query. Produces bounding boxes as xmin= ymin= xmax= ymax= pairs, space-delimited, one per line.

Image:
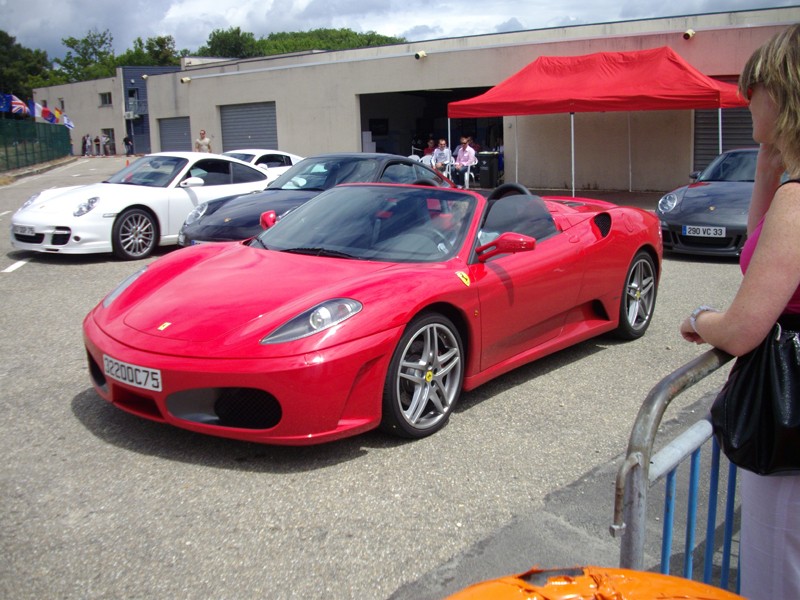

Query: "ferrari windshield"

xmin=698 ymin=150 xmax=756 ymax=183
xmin=254 ymin=185 xmax=475 ymax=263
xmin=106 ymin=156 xmax=188 ymax=188
xmin=269 ymin=156 xmax=379 ymax=191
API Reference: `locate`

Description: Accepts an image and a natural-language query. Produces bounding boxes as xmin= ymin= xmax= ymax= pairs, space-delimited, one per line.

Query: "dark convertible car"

xmin=178 ymin=153 xmax=453 ymax=246
xmin=656 ymin=148 xmax=757 ymax=257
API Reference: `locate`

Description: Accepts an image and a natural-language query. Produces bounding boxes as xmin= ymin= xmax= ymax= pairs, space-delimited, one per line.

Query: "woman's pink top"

xmin=740 ymin=180 xmax=800 ymax=313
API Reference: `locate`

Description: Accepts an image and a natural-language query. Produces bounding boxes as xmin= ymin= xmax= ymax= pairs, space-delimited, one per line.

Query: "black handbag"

xmin=710 ymin=314 xmax=800 ymax=475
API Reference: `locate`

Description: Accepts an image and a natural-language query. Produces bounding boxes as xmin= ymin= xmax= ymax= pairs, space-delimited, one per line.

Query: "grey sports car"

xmin=656 ymin=148 xmax=757 ymax=257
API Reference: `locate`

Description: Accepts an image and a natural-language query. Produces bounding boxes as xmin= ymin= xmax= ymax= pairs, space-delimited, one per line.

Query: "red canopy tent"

xmin=447 ymin=47 xmax=747 ymax=193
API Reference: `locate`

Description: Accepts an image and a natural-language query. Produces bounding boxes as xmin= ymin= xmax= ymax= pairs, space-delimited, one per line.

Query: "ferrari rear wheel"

xmin=614 ymin=250 xmax=657 ymax=340
xmin=381 ymin=313 xmax=464 ymax=439
xmin=112 ymin=208 xmax=158 ymax=260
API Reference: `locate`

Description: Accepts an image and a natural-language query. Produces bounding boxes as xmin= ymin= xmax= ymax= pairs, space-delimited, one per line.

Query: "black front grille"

xmin=214 ymin=388 xmax=282 ymax=429
xmin=14 ymin=232 xmax=44 ymax=244
xmin=52 ymin=229 xmax=72 ymax=245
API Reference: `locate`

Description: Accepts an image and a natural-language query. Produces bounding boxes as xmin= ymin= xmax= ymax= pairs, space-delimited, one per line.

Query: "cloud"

xmin=2 ymin=0 xmax=796 ymax=60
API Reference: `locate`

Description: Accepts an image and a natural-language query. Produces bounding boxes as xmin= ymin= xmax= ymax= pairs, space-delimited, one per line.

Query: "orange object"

xmin=446 ymin=566 xmax=743 ymax=599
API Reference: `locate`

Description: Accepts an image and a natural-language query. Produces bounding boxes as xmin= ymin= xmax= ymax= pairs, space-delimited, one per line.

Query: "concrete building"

xmin=34 ymin=7 xmax=798 ymax=192
xmin=33 ymin=65 xmax=181 ymax=157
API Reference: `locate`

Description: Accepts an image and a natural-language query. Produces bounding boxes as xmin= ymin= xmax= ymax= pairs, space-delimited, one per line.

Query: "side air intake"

xmin=593 ymin=213 xmax=612 ymax=237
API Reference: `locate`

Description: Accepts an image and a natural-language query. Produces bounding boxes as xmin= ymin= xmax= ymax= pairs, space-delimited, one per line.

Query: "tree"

xmin=54 ymin=28 xmax=117 ymax=83
xmin=115 ymin=35 xmax=180 ymax=67
xmin=259 ymin=28 xmax=405 ymax=55
xmin=197 ymin=27 xmax=260 ymax=58
xmin=0 ymin=30 xmax=51 ymax=98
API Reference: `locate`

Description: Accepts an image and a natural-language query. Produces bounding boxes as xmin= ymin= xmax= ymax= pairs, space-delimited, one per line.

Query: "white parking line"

xmin=3 ymin=259 xmax=29 ymax=273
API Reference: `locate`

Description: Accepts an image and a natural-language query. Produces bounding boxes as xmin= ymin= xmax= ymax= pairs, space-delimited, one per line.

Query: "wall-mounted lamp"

xmin=414 ymin=50 xmax=427 ymax=60
xmin=683 ymin=29 xmax=696 ymax=40
xmin=180 ymin=77 xmax=192 ymax=84
xmin=130 ymin=79 xmax=135 ymax=84
xmin=141 ymin=74 xmax=149 ymax=80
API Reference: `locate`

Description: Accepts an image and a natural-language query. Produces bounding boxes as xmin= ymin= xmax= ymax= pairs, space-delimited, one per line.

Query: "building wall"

xmin=35 ymin=7 xmax=799 ymax=191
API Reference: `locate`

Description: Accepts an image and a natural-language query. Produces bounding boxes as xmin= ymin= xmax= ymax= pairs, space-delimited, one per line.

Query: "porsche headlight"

xmin=74 ymin=196 xmax=100 ymax=217
xmin=657 ymin=192 xmax=680 ymax=214
xmin=103 ymin=267 xmax=147 ymax=307
xmin=184 ymin=202 xmax=208 ymax=226
xmin=261 ymin=298 xmax=362 ymax=344
xmin=18 ymin=192 xmax=41 ymax=212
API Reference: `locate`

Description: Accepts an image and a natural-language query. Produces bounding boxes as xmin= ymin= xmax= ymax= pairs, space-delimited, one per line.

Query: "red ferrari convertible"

xmin=83 ymin=183 xmax=661 ymax=445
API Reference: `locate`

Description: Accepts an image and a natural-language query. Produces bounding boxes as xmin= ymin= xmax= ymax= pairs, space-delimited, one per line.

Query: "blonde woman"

xmin=680 ymin=24 xmax=800 ymax=598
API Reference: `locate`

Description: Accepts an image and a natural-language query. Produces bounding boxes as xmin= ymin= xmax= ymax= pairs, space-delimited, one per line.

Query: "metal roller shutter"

xmin=220 ymin=102 xmax=278 ymax=151
xmin=693 ymin=108 xmax=755 ymax=171
xmin=158 ymin=116 xmax=192 ymax=151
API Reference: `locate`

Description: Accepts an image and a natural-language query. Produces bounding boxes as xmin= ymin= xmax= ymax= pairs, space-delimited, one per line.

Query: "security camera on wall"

xmin=683 ymin=29 xmax=696 ymax=40
xmin=414 ymin=51 xmax=427 ymax=60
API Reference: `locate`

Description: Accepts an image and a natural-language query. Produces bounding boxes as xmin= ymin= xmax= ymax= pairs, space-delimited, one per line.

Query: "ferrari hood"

xmin=121 ymin=243 xmax=393 ymax=343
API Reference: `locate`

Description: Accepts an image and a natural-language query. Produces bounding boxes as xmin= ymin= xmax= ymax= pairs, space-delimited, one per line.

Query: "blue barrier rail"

xmin=610 ymin=348 xmax=739 ymax=591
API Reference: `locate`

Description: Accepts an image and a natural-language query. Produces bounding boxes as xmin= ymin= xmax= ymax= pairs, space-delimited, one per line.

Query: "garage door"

xmin=221 ymin=102 xmax=278 ymax=151
xmin=158 ymin=116 xmax=192 ymax=151
xmin=693 ymin=107 xmax=755 ymax=172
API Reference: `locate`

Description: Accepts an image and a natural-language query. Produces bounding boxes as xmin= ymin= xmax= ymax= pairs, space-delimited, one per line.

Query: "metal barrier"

xmin=0 ymin=118 xmax=71 ymax=172
xmin=610 ymin=348 xmax=739 ymax=590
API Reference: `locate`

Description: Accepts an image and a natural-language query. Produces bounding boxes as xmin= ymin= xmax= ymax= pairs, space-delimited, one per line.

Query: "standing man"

xmin=451 ymin=136 xmax=476 ymax=188
xmin=195 ymin=130 xmax=212 ymax=153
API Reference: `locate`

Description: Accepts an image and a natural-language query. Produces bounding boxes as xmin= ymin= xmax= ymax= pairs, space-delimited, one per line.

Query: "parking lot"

xmin=0 ymin=157 xmax=741 ymax=599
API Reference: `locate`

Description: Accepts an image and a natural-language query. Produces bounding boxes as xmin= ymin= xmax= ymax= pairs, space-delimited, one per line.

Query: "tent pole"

xmin=571 ymin=112 xmax=575 ymax=197
xmin=514 ymin=116 xmax=519 ymax=184
xmin=718 ymin=108 xmax=723 ymax=154
xmin=447 ymin=119 xmax=451 ymax=153
xmin=628 ymin=113 xmax=633 ymax=192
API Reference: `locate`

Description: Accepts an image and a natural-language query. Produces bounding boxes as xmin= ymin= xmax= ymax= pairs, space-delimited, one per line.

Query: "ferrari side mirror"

xmin=477 ymin=232 xmax=536 ymax=262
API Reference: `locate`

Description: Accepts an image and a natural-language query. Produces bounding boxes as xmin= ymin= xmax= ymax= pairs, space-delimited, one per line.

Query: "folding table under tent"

xmin=447 ymin=46 xmax=748 ymax=195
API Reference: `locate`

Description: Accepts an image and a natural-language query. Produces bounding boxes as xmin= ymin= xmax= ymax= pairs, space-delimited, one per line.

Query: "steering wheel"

xmin=486 ymin=182 xmax=532 ymax=200
xmin=418 ymin=227 xmax=453 ymax=254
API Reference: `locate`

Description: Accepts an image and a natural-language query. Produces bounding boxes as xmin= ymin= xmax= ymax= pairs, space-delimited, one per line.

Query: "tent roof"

xmin=448 ymin=46 xmax=747 ymax=118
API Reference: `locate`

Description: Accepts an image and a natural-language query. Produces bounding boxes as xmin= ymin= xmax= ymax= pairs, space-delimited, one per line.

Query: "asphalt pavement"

xmin=0 ymin=155 xmax=736 ymax=599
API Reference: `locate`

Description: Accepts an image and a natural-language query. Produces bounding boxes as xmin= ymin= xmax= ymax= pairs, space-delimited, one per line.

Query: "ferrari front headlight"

xmin=103 ymin=267 xmax=147 ymax=307
xmin=261 ymin=298 xmax=362 ymax=344
xmin=74 ymin=196 xmax=99 ymax=217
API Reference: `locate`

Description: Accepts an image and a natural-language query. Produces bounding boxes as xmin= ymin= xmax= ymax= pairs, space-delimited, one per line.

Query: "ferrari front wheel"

xmin=614 ymin=250 xmax=657 ymax=340
xmin=381 ymin=313 xmax=464 ymax=439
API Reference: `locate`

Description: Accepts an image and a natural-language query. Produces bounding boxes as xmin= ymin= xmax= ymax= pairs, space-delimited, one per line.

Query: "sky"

xmin=2 ymin=0 xmax=797 ymax=59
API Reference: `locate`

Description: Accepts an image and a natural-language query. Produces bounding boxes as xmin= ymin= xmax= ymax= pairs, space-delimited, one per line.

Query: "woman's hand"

xmin=680 ymin=317 xmax=705 ymax=344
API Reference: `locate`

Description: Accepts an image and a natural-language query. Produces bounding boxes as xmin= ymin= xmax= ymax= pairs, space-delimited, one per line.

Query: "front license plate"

xmin=103 ymin=354 xmax=162 ymax=392
xmin=682 ymin=225 xmax=726 ymax=237
xmin=12 ymin=224 xmax=36 ymax=236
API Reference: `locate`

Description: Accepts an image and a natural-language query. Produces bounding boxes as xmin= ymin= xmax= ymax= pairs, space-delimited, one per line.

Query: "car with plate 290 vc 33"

xmin=656 ymin=148 xmax=757 ymax=257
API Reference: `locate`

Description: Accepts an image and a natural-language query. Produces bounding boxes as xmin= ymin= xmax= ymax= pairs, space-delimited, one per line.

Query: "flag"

xmin=28 ymin=100 xmax=42 ymax=118
xmin=41 ymin=106 xmax=57 ymax=123
xmin=11 ymin=95 xmax=30 ymax=116
xmin=53 ymin=107 xmax=63 ymax=123
xmin=63 ymin=115 xmax=75 ymax=130
xmin=0 ymin=94 xmax=10 ymax=112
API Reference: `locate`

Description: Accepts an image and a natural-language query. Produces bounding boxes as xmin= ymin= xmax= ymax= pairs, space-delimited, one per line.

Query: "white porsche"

xmin=222 ymin=149 xmax=304 ymax=183
xmin=10 ymin=152 xmax=270 ymax=260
